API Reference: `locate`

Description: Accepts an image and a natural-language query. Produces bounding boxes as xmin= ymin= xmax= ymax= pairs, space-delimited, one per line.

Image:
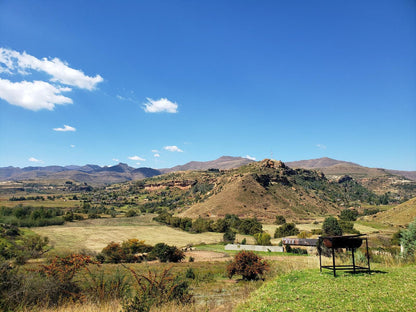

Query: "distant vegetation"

xmin=0 ymin=205 xmax=65 ymax=227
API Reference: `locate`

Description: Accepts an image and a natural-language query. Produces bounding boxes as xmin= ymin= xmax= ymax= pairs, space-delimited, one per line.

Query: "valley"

xmin=1 ymin=157 xmax=415 ymax=311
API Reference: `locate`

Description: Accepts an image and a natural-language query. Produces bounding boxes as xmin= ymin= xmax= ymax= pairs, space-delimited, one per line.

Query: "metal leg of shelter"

xmin=319 ymin=247 xmax=322 ymax=272
xmin=332 ymin=247 xmax=336 ymax=277
xmin=366 ymin=238 xmax=371 ymax=274
xmin=352 ymin=248 xmax=356 ymax=273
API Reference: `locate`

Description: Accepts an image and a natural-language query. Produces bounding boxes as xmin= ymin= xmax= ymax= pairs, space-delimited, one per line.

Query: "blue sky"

xmin=0 ymin=0 xmax=415 ymax=170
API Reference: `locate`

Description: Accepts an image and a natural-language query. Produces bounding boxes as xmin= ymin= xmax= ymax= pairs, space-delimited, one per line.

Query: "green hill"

xmin=92 ymin=159 xmax=384 ymax=222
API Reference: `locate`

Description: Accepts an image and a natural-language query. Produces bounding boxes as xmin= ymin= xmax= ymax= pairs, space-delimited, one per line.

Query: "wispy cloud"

xmin=53 ymin=124 xmax=76 ymax=132
xmin=153 ymin=153 xmax=160 ymax=158
xmin=143 ymin=98 xmax=178 ymax=113
xmin=28 ymin=157 xmax=43 ymax=163
xmin=316 ymin=144 xmax=327 ymax=150
xmin=70 ymin=144 xmax=76 ymax=148
xmin=112 ymin=158 xmax=119 ymax=162
xmin=128 ymin=155 xmax=146 ymax=161
xmin=0 ymin=48 xmax=103 ymax=111
xmin=0 ymin=48 xmax=103 ymax=90
xmin=164 ymin=145 xmax=183 ymax=152
xmin=245 ymin=155 xmax=256 ymax=161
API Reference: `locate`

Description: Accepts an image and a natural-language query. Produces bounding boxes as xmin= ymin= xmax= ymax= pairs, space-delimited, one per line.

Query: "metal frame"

xmin=318 ymin=234 xmax=371 ymax=277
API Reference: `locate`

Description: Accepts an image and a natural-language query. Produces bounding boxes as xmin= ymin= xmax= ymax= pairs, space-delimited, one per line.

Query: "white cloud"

xmin=164 ymin=146 xmax=183 ymax=152
xmin=0 ymin=48 xmax=103 ymax=111
xmin=128 ymin=155 xmax=146 ymax=161
xmin=53 ymin=124 xmax=76 ymax=132
xmin=0 ymin=48 xmax=103 ymax=90
xmin=70 ymin=144 xmax=76 ymax=148
xmin=151 ymin=149 xmax=159 ymax=153
xmin=154 ymin=153 xmax=160 ymax=158
xmin=143 ymin=97 xmax=178 ymax=113
xmin=112 ymin=158 xmax=119 ymax=162
xmin=316 ymin=144 xmax=327 ymax=150
xmin=28 ymin=157 xmax=42 ymax=163
xmin=0 ymin=79 xmax=72 ymax=111
xmin=245 ymin=155 xmax=256 ymax=161
xmin=136 ymin=162 xmax=141 ymax=166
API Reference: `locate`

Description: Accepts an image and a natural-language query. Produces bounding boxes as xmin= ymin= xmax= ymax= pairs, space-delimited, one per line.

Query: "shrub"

xmin=34 ymin=254 xmax=99 ymax=302
xmin=122 ymin=266 xmax=192 ymax=312
xmin=149 ymin=243 xmax=185 ymax=263
xmin=223 ymin=229 xmax=236 ymax=243
xmin=274 ymin=215 xmax=286 ymax=225
xmin=297 ymin=231 xmax=312 ymax=239
xmin=274 ymin=223 xmax=300 ymax=238
xmin=339 ymin=220 xmax=360 ymax=234
xmin=101 ymin=239 xmax=152 ymax=263
xmin=125 ymin=209 xmax=138 ymax=218
xmin=185 ymin=268 xmax=196 ymax=279
xmin=400 ymin=218 xmax=416 ymax=260
xmin=254 ymin=232 xmax=272 ymax=246
xmin=322 ymin=216 xmax=343 ymax=236
xmin=238 ymin=218 xmax=263 ymax=235
xmin=226 ymin=250 xmax=269 ymax=281
xmin=391 ymin=230 xmax=402 ymax=246
xmin=340 ymin=209 xmax=359 ymax=221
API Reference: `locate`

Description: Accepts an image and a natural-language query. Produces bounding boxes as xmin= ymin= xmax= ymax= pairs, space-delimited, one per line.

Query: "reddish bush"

xmin=226 ymin=250 xmax=269 ymax=281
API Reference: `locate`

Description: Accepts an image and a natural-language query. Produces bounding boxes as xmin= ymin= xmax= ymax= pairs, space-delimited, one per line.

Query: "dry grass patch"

xmin=32 ymin=216 xmax=223 ymax=253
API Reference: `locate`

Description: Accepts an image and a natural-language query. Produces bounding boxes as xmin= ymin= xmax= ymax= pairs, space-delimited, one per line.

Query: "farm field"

xmin=31 ymin=215 xmax=226 ymax=253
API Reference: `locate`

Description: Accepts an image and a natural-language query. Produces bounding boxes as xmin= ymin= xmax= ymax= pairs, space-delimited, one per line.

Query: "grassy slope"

xmin=368 ymin=197 xmax=416 ymax=226
xmin=236 ymin=266 xmax=416 ymax=312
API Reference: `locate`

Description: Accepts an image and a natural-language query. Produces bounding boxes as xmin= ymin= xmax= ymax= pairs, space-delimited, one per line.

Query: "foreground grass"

xmin=235 ymin=265 xmax=416 ymax=312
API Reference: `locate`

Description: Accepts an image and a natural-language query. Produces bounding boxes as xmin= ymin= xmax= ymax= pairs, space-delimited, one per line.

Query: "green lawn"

xmin=236 ymin=265 xmax=416 ymax=312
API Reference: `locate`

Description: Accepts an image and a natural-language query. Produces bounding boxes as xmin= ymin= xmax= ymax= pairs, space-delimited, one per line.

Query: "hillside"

xmin=287 ymin=157 xmax=416 ymax=200
xmin=368 ymin=197 xmax=416 ymax=226
xmin=160 ymin=156 xmax=254 ymax=173
xmin=99 ymin=159 xmax=383 ymax=222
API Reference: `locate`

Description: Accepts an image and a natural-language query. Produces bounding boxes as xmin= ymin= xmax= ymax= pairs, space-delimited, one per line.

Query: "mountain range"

xmin=0 ymin=156 xmax=415 ymax=187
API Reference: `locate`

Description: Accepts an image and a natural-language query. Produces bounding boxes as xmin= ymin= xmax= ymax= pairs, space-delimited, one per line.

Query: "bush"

xmin=223 ymin=230 xmax=236 ymax=243
xmin=122 ymin=266 xmax=192 ymax=312
xmin=238 ymin=218 xmax=263 ymax=235
xmin=274 ymin=215 xmax=286 ymax=225
xmin=125 ymin=210 xmax=138 ymax=218
xmin=401 ymin=218 xmax=416 ymax=260
xmin=274 ymin=223 xmax=300 ymax=238
xmin=254 ymin=232 xmax=272 ymax=246
xmin=149 ymin=243 xmax=185 ymax=263
xmin=340 ymin=209 xmax=359 ymax=221
xmin=339 ymin=220 xmax=360 ymax=234
xmin=391 ymin=230 xmax=402 ymax=246
xmin=226 ymin=250 xmax=269 ymax=281
xmin=322 ymin=216 xmax=343 ymax=236
xmin=101 ymin=239 xmax=152 ymax=263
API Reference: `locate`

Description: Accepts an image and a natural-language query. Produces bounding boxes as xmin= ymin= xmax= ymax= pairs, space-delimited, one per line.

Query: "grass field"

xmin=235 ymin=265 xmax=416 ymax=312
xmin=32 ymin=215 xmax=224 ymax=253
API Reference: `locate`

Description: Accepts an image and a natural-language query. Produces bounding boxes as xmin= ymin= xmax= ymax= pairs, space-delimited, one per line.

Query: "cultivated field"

xmin=32 ymin=215 xmax=226 ymax=253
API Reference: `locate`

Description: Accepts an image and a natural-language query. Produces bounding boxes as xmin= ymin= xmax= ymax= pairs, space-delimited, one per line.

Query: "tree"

xmin=400 ymin=218 xmax=416 ymax=259
xmin=339 ymin=209 xmax=358 ymax=221
xmin=322 ymin=216 xmax=343 ymax=236
xmin=238 ymin=218 xmax=263 ymax=235
xmin=150 ymin=243 xmax=184 ymax=263
xmin=226 ymin=250 xmax=269 ymax=281
xmin=274 ymin=223 xmax=300 ymax=238
xmin=274 ymin=215 xmax=286 ymax=225
xmin=223 ymin=230 xmax=236 ymax=243
xmin=254 ymin=232 xmax=272 ymax=246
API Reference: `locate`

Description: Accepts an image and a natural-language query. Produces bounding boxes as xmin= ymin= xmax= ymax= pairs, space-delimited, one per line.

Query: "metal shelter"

xmin=318 ymin=234 xmax=371 ymax=277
